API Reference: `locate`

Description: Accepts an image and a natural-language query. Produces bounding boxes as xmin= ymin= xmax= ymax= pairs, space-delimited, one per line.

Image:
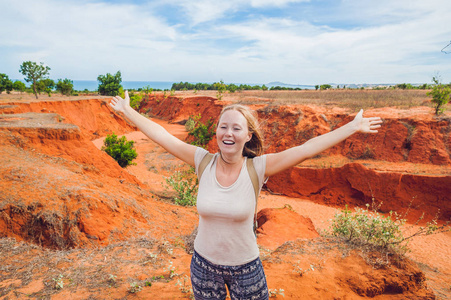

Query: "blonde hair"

xmin=218 ymin=104 xmax=264 ymax=158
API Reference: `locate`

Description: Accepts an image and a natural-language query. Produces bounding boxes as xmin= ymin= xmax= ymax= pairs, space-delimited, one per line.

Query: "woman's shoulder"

xmin=248 ymin=154 xmax=266 ymax=179
xmin=194 ymin=148 xmax=217 ymax=174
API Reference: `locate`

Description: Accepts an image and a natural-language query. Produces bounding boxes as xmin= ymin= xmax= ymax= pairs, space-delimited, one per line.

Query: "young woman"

xmin=110 ymin=91 xmax=382 ymax=300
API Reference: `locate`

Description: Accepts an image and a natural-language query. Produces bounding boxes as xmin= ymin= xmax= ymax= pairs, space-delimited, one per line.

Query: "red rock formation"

xmin=256 ymin=207 xmax=319 ymax=250
xmin=0 ymin=108 xmax=197 ymax=249
xmin=138 ymin=96 xmax=451 ymax=222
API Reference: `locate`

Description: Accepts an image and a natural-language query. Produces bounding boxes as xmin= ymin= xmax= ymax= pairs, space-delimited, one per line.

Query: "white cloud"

xmin=0 ymin=0 xmax=180 ymax=79
xmin=250 ymin=0 xmax=310 ymax=8
xmin=1 ymin=0 xmax=450 ymax=84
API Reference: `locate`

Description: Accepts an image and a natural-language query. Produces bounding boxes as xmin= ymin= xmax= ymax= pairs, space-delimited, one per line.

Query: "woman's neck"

xmin=218 ymin=152 xmax=244 ymax=169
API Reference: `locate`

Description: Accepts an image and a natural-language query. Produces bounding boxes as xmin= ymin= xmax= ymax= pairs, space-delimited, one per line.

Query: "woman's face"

xmin=216 ymin=110 xmax=251 ymax=156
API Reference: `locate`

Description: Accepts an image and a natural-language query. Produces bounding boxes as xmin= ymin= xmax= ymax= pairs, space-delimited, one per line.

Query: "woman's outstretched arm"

xmin=109 ymin=91 xmax=197 ymax=167
xmin=265 ymin=109 xmax=382 ymax=177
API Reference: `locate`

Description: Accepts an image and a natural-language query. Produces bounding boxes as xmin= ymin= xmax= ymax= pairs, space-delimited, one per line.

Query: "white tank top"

xmin=194 ymin=147 xmax=267 ymax=266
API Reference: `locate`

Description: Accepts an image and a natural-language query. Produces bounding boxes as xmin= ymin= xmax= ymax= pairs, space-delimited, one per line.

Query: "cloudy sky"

xmin=1 ymin=0 xmax=450 ymax=85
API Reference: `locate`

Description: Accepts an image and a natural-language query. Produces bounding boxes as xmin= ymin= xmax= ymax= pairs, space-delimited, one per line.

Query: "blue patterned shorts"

xmin=190 ymin=250 xmax=269 ymax=300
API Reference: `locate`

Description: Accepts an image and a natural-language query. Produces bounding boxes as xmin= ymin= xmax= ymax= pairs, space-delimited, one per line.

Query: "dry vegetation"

xmin=173 ymin=89 xmax=432 ymax=111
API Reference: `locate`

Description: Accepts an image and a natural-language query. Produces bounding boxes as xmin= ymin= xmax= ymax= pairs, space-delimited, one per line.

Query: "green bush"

xmin=0 ymin=73 xmax=13 ymax=94
xmin=328 ymin=203 xmax=450 ymax=254
xmin=36 ymin=78 xmax=55 ymax=96
xmin=129 ymin=91 xmax=143 ymax=109
xmin=12 ymin=80 xmax=26 ymax=93
xmin=427 ymin=76 xmax=451 ymax=115
xmin=97 ymin=71 xmax=122 ymax=96
xmin=187 ymin=114 xmax=216 ymax=148
xmin=56 ymin=78 xmax=74 ymax=96
xmin=214 ymin=80 xmax=227 ymax=100
xmin=165 ymin=168 xmax=198 ymax=206
xmin=101 ymin=133 xmax=137 ymax=168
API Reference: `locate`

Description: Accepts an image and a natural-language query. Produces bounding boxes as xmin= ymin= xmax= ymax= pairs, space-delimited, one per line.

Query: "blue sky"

xmin=1 ymin=0 xmax=450 ymax=85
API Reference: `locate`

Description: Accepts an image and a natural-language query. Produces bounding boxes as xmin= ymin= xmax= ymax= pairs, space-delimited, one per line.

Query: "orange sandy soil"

xmin=0 ymin=92 xmax=450 ymax=299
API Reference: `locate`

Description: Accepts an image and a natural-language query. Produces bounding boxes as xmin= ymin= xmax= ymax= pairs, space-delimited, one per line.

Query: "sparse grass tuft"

xmin=268 ymin=288 xmax=285 ymax=298
xmin=128 ymin=282 xmax=142 ymax=293
xmin=327 ymin=199 xmax=451 ymax=256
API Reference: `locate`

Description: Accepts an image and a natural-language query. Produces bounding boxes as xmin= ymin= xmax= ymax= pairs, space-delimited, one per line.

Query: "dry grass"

xmin=170 ymin=89 xmax=433 ymax=111
xmin=0 ymin=235 xmax=182 ymax=299
xmin=232 ymin=89 xmax=431 ymax=111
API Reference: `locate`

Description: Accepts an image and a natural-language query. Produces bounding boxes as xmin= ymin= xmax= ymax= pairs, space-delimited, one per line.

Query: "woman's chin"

xmin=218 ymin=146 xmax=239 ymax=156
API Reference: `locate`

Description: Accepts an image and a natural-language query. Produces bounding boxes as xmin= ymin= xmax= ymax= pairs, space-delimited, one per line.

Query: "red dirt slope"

xmin=138 ymin=94 xmax=451 ymax=222
xmin=0 ymin=104 xmax=197 ymax=249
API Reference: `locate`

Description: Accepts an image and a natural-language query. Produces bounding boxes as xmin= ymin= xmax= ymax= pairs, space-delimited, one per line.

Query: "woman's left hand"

xmin=353 ymin=109 xmax=383 ymax=133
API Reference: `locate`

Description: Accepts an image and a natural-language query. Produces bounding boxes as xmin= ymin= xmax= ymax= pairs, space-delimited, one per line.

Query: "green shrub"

xmin=0 ymin=73 xmax=13 ymax=94
xmin=97 ymin=71 xmax=122 ymax=96
xmin=36 ymin=78 xmax=55 ymax=96
xmin=165 ymin=168 xmax=198 ymax=206
xmin=102 ymin=133 xmax=137 ymax=168
xmin=56 ymin=78 xmax=74 ymax=96
xmin=12 ymin=80 xmax=26 ymax=93
xmin=214 ymin=80 xmax=227 ymax=100
xmin=187 ymin=114 xmax=216 ymax=148
xmin=427 ymin=76 xmax=451 ymax=115
xmin=328 ymin=203 xmax=450 ymax=254
xmin=129 ymin=91 xmax=143 ymax=109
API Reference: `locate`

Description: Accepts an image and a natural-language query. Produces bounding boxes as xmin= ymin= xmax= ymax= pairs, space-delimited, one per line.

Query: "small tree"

xmin=12 ymin=80 xmax=26 ymax=93
xmin=213 ymin=80 xmax=227 ymax=100
xmin=97 ymin=71 xmax=122 ymax=96
xmin=19 ymin=61 xmax=51 ymax=99
xmin=427 ymin=76 xmax=451 ymax=115
xmin=0 ymin=73 xmax=13 ymax=94
xmin=37 ymin=78 xmax=55 ymax=96
xmin=56 ymin=78 xmax=74 ymax=96
xmin=320 ymin=84 xmax=332 ymax=90
xmin=101 ymin=133 xmax=137 ymax=167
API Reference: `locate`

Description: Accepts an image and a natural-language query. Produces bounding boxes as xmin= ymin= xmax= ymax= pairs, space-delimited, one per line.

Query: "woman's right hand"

xmin=109 ymin=90 xmax=131 ymax=113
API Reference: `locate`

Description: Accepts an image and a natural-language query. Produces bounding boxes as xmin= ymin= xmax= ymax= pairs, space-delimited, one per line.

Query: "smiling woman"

xmin=109 ymin=91 xmax=382 ymax=300
xmin=217 ymin=105 xmax=264 ymax=159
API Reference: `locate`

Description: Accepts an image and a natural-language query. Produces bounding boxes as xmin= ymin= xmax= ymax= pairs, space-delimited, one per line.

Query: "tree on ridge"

xmin=19 ymin=61 xmax=51 ymax=99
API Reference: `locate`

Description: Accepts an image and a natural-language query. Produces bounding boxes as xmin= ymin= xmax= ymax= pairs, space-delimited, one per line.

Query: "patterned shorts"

xmin=190 ymin=250 xmax=269 ymax=300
